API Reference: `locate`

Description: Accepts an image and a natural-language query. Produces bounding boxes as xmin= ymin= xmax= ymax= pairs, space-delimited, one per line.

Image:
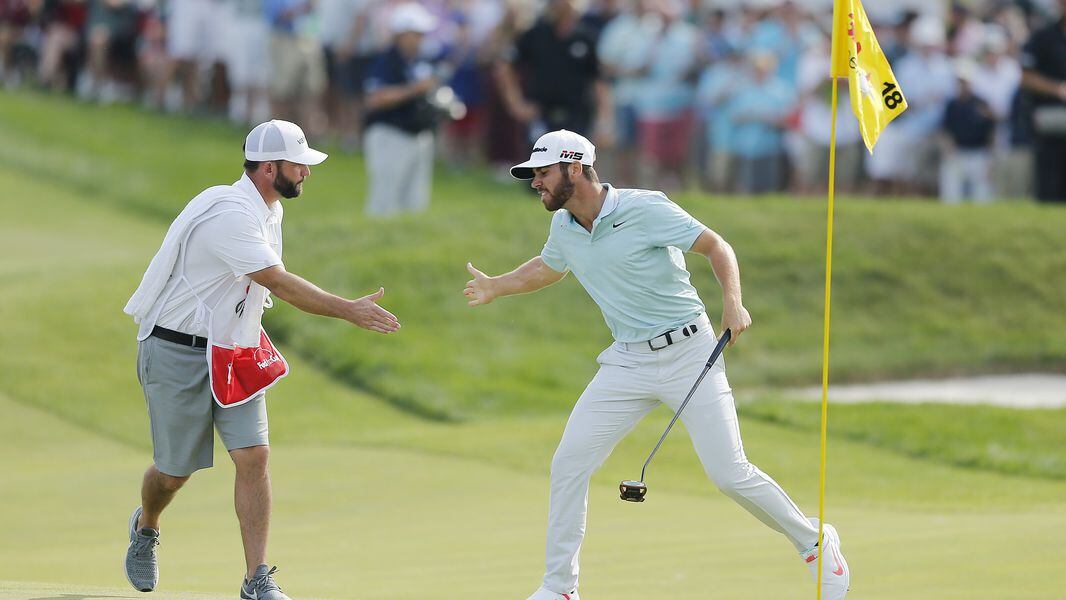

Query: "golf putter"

xmin=620 ymin=328 xmax=732 ymax=503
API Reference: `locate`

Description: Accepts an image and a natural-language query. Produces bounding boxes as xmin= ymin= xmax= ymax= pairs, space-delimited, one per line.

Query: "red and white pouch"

xmin=205 ymin=282 xmax=289 ymax=408
xmin=208 ymin=327 xmax=288 ymax=407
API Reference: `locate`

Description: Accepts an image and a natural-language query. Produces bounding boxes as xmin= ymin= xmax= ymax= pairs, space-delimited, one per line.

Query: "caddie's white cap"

xmin=390 ymin=2 xmax=437 ymax=34
xmin=510 ymin=129 xmax=596 ymax=180
xmin=244 ymin=120 xmax=328 ymax=166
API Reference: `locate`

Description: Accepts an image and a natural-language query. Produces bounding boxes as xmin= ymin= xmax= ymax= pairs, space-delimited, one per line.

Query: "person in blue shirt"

xmin=437 ymin=11 xmax=484 ymax=167
xmin=695 ymin=45 xmax=744 ymax=192
xmin=631 ymin=2 xmax=700 ymax=190
xmin=729 ymin=50 xmax=797 ymax=194
xmin=463 ymin=129 xmax=850 ymax=600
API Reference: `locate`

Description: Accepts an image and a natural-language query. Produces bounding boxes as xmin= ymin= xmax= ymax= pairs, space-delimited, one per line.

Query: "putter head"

xmin=619 ymin=480 xmax=647 ymax=503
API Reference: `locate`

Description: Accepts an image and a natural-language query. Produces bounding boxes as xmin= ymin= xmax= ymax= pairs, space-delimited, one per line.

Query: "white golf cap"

xmin=390 ymin=2 xmax=437 ymax=34
xmin=510 ymin=129 xmax=596 ymax=180
xmin=244 ymin=120 xmax=328 ymax=166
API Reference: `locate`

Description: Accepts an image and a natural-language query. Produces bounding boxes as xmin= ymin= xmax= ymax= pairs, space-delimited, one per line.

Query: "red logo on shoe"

xmin=831 ymin=546 xmax=845 ymax=576
xmin=562 ymin=595 xmax=571 ymax=600
xmin=805 ymin=550 xmax=844 ymax=575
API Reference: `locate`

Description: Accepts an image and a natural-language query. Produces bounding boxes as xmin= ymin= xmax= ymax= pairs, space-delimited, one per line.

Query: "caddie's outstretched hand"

xmin=721 ymin=303 xmax=752 ymax=347
xmin=464 ymin=262 xmax=494 ymax=307
xmin=350 ymin=287 xmax=401 ymax=334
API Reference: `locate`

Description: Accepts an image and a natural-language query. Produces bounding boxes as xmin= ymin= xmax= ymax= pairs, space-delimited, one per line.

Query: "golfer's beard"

xmin=273 ymin=171 xmax=302 ymax=199
xmin=543 ymin=176 xmax=575 ymax=212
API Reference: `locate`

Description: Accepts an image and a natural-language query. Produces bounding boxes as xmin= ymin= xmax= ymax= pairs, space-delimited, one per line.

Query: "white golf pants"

xmin=542 ymin=317 xmax=820 ymax=593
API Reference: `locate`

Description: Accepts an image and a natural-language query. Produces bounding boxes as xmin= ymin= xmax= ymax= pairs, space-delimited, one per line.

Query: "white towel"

xmin=124 ymin=183 xmax=265 ymax=325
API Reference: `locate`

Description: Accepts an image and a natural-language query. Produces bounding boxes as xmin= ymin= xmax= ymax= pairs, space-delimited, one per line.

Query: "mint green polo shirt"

xmin=540 ymin=184 xmax=708 ymax=343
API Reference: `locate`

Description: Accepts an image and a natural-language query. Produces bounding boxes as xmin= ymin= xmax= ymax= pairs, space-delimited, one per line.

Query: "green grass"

xmin=742 ymin=397 xmax=1066 ymax=480
xmin=2 ymin=90 xmax=1066 ymax=598
xmin=1 ymin=154 xmax=1061 ymax=488
xmin=1 ymin=90 xmax=1065 ymax=421
xmin=4 ymin=389 xmax=1065 ymax=600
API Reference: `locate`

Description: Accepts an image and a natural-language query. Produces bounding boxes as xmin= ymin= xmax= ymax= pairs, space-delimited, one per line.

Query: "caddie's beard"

xmin=542 ymin=169 xmax=575 ymax=212
xmin=273 ymin=168 xmax=302 ymax=199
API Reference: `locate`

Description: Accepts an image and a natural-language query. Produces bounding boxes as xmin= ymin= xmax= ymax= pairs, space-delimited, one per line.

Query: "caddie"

xmin=122 ymin=120 xmax=400 ymax=600
xmin=463 ymin=129 xmax=850 ymax=600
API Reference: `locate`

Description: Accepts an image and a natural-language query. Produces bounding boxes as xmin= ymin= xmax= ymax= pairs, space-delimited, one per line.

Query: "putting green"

xmin=0 ymin=581 xmax=235 ymax=600
xmin=2 ymin=389 xmax=1065 ymax=600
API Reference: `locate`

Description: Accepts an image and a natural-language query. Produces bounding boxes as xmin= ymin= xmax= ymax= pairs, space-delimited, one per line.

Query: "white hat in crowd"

xmin=911 ymin=16 xmax=946 ymax=48
xmin=510 ymin=130 xmax=597 ymax=180
xmin=982 ymin=24 xmax=1009 ymax=54
xmin=390 ymin=3 xmax=437 ymax=34
xmin=245 ymin=120 xmax=328 ymax=166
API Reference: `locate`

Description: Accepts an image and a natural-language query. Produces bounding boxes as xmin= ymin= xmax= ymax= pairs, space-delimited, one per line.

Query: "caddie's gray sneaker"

xmin=241 ymin=564 xmax=291 ymax=600
xmin=124 ymin=506 xmax=160 ymax=592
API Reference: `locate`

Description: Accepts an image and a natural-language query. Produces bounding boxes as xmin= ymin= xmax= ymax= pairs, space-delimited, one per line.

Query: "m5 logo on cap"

xmin=560 ymin=150 xmax=584 ymax=160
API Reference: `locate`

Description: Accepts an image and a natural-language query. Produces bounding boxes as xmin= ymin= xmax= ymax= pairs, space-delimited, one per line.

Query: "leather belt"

xmin=150 ymin=325 xmax=208 ymax=349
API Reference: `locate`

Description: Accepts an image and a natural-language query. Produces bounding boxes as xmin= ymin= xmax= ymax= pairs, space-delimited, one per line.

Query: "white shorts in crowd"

xmin=224 ymin=15 xmax=270 ymax=89
xmin=167 ymin=0 xmax=231 ymax=63
xmin=864 ymin=125 xmax=913 ymax=181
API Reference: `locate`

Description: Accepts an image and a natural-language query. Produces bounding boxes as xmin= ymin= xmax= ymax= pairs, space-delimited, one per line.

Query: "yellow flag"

xmin=831 ymin=0 xmax=907 ymax=152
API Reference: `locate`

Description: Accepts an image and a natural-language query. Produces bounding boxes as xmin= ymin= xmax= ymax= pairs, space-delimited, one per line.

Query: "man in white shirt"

xmin=123 ymin=120 xmax=400 ymax=600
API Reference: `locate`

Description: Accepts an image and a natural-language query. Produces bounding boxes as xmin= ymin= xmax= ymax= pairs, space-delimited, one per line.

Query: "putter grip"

xmin=705 ymin=328 xmax=731 ymax=368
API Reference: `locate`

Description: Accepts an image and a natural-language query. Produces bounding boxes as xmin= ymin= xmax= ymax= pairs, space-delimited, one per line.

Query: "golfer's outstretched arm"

xmin=250 ymin=265 xmax=400 ymax=334
xmin=689 ymin=229 xmax=751 ymax=345
xmin=464 ymin=257 xmax=566 ymax=306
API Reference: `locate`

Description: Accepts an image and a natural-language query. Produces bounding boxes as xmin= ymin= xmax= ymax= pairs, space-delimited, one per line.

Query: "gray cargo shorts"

xmin=137 ymin=335 xmax=269 ymax=477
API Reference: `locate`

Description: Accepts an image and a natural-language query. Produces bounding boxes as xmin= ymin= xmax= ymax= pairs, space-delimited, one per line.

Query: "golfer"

xmin=464 ymin=130 xmax=850 ymax=600
xmin=122 ymin=120 xmax=400 ymax=599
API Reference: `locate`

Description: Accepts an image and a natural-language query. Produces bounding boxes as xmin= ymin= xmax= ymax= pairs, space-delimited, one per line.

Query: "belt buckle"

xmin=647 ymin=321 xmax=700 ymax=351
xmin=647 ymin=331 xmax=673 ymax=351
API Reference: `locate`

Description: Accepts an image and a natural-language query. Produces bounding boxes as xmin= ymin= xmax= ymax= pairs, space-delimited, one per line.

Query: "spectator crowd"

xmin=3 ymin=0 xmax=1066 ymax=211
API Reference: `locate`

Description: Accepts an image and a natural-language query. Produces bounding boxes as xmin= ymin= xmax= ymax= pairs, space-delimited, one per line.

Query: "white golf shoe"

xmin=526 ymin=586 xmax=579 ymax=600
xmin=801 ymin=519 xmax=850 ymax=600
